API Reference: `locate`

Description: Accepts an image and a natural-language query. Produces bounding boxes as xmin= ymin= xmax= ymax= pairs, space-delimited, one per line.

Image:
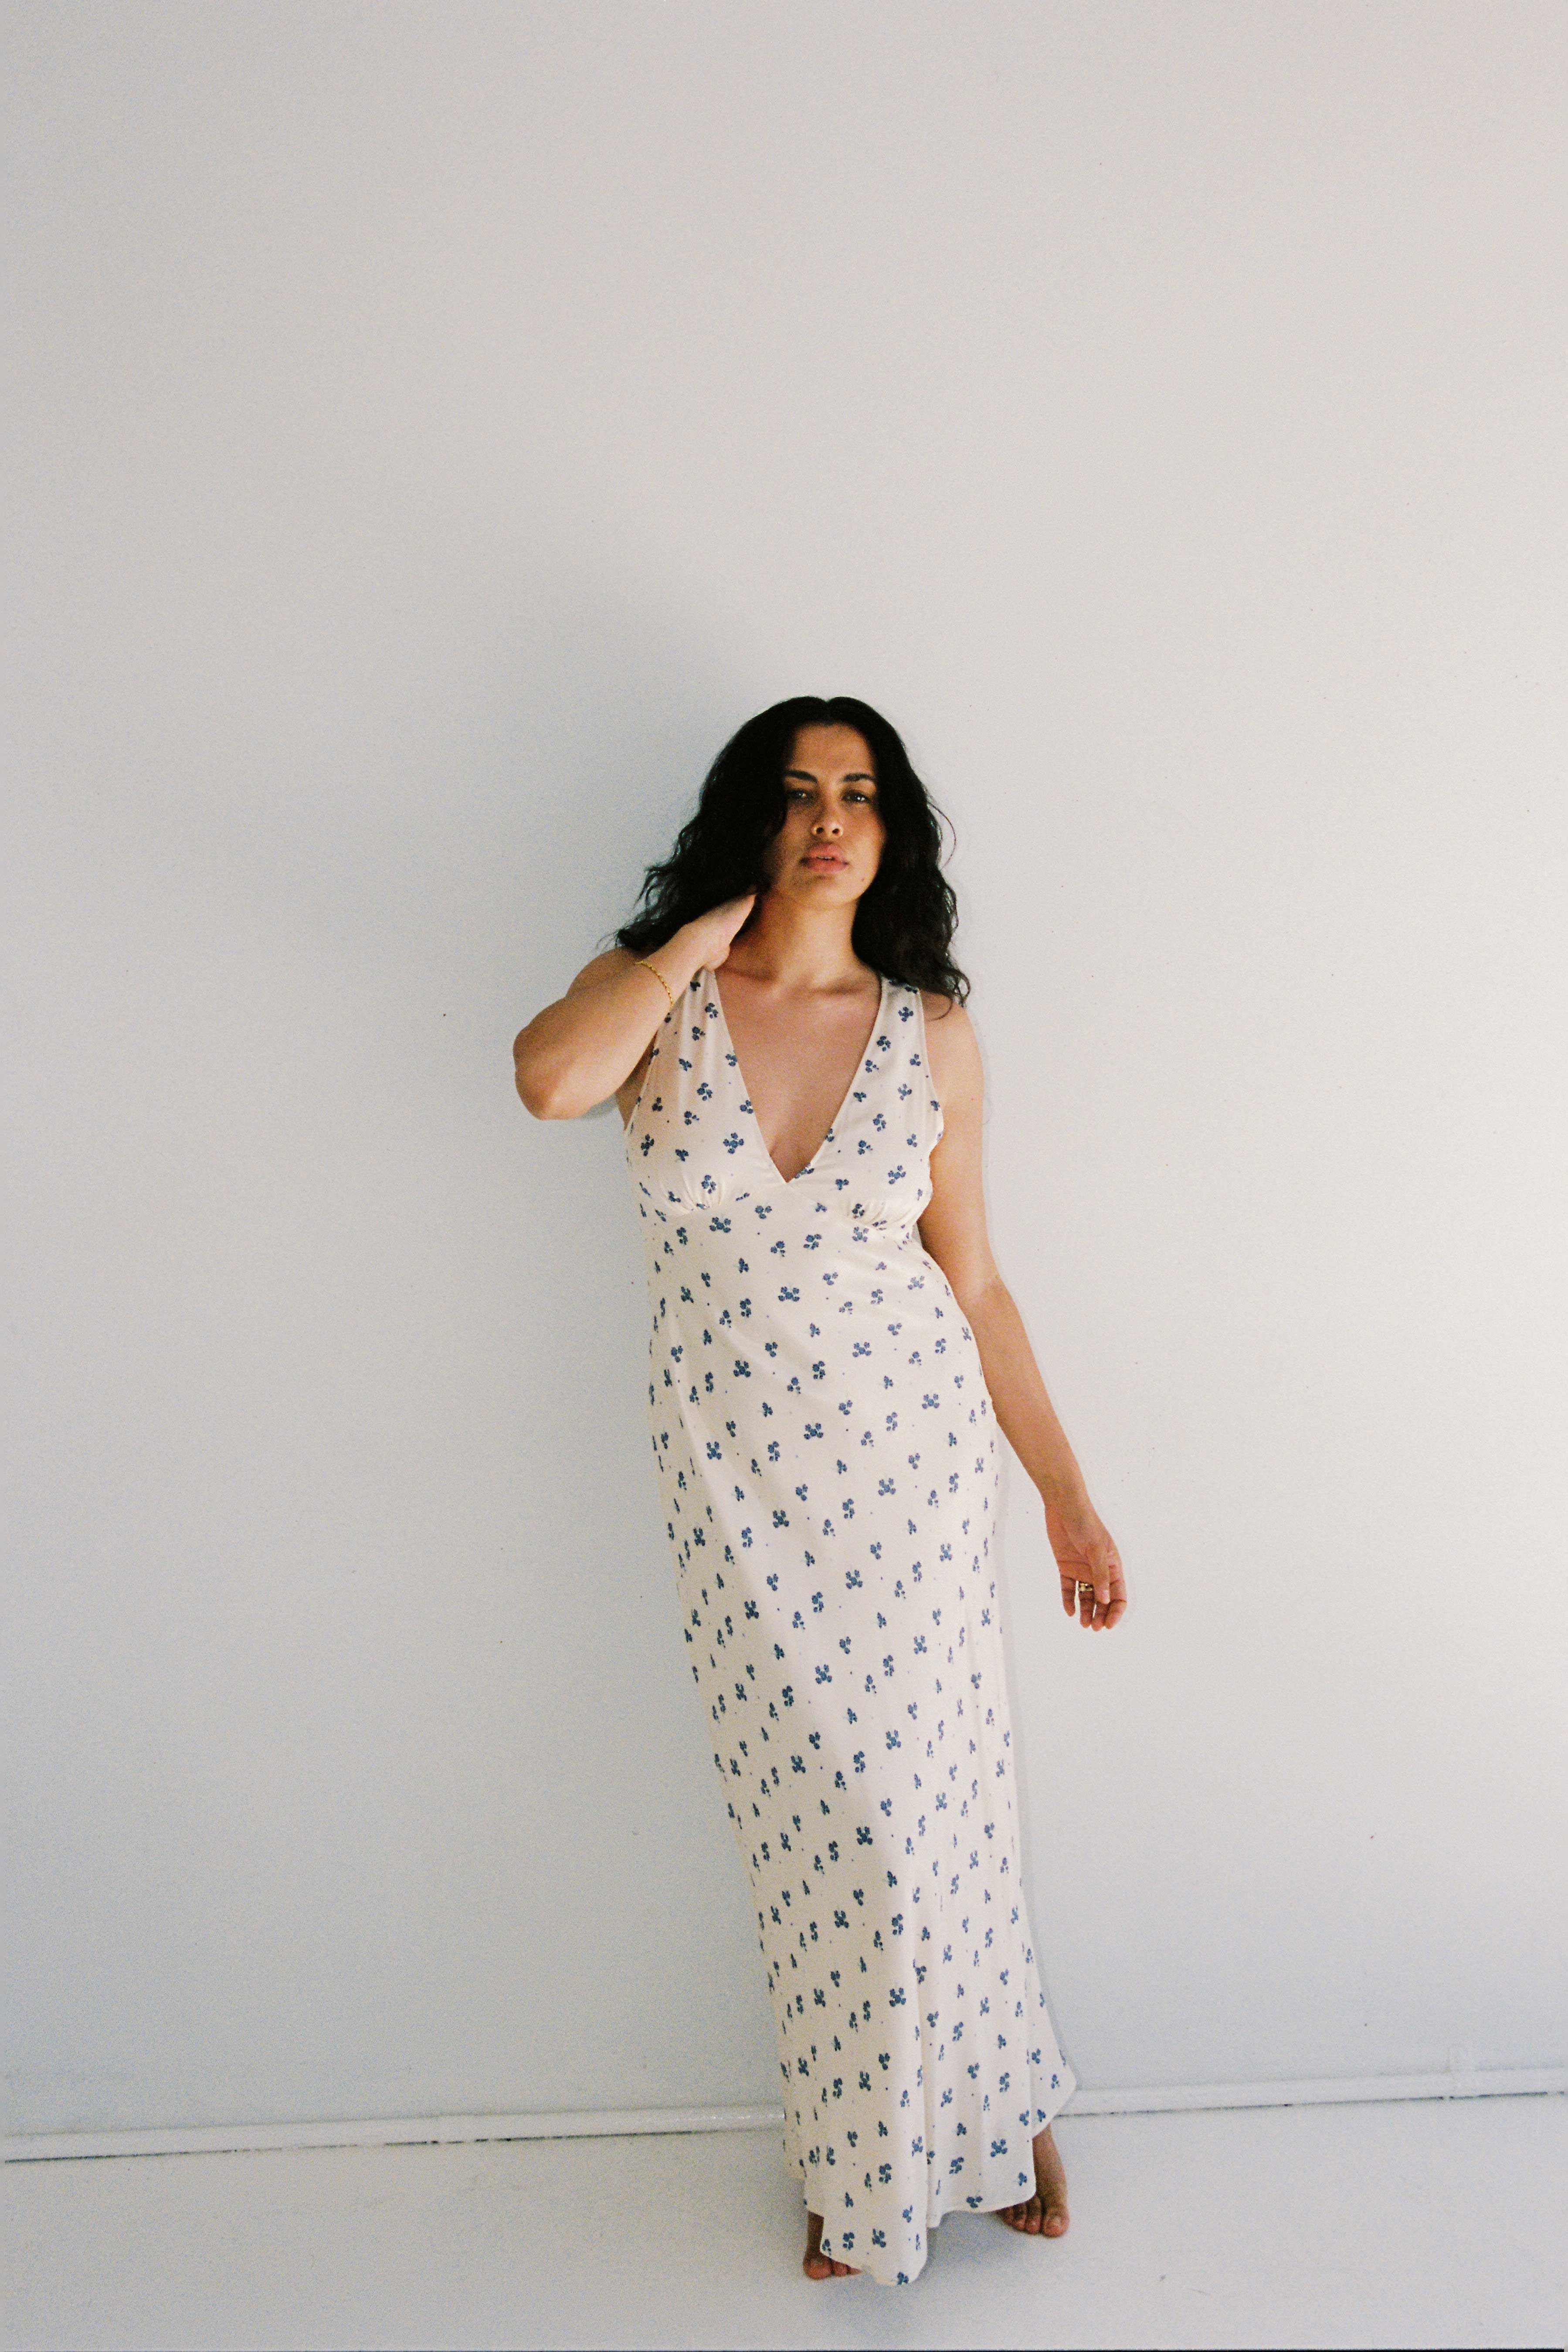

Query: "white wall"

xmin=7 ymin=0 xmax=1565 ymax=2138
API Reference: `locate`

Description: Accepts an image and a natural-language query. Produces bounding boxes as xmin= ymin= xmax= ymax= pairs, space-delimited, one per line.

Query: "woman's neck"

xmin=720 ymin=898 xmax=870 ymax=993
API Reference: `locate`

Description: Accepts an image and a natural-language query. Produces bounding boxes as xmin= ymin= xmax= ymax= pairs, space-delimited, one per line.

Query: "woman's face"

xmin=764 ymin=723 xmax=886 ymax=904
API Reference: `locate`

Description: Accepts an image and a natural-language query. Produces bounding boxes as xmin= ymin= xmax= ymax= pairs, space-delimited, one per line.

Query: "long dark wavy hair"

xmin=612 ymin=696 xmax=970 ymax=1005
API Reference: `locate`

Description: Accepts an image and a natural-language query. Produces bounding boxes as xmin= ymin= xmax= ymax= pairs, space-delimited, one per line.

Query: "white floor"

xmin=6 ymin=2095 xmax=1565 ymax=2351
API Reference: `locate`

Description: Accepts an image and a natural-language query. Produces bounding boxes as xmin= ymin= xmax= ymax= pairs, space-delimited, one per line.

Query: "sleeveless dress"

xmin=623 ymin=964 xmax=1076 ymax=2287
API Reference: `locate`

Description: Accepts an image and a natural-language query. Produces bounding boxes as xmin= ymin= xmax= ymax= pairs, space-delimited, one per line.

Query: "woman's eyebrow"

xmin=783 ymin=767 xmax=876 ymax=783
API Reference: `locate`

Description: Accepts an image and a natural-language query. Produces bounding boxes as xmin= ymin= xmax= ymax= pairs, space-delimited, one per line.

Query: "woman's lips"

xmin=803 ymin=852 xmax=848 ymax=868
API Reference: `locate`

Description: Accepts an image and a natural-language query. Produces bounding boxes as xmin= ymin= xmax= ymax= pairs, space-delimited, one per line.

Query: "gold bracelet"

xmin=632 ymin=956 xmax=675 ymax=1012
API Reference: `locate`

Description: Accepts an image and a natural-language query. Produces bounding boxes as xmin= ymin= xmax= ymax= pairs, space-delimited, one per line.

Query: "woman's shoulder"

xmin=913 ymin=984 xmax=978 ymax=1097
xmin=878 ymin=969 xmax=962 ymax=1015
xmin=904 ymin=974 xmax=969 ymax=1033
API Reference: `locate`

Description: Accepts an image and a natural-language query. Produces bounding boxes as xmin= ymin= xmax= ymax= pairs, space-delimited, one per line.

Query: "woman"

xmin=513 ymin=695 xmax=1127 ymax=2287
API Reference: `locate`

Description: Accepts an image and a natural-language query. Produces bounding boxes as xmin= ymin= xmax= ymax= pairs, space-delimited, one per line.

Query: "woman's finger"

xmin=1087 ymin=1547 xmax=1123 ymax=1629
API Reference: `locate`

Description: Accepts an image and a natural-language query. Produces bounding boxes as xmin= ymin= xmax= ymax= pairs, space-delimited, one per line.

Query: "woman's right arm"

xmin=512 ymin=893 xmax=755 ymax=1120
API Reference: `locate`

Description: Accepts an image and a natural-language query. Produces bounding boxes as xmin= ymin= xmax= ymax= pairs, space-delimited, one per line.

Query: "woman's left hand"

xmin=1042 ymin=1485 xmax=1127 ymax=1631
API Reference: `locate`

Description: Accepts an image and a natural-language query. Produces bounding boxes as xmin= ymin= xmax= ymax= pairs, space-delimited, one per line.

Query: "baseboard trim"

xmin=7 ymin=2069 xmax=1563 ymax=2163
xmin=1060 ymin=2067 xmax=1567 ymax=2115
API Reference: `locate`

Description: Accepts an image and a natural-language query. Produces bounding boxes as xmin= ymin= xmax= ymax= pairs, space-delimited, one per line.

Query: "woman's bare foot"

xmin=998 ymin=2121 xmax=1070 ymax=2238
xmin=802 ymin=2209 xmax=861 ymax=2279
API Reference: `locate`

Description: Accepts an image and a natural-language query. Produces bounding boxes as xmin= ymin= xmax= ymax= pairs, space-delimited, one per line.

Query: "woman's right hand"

xmin=682 ymin=891 xmax=757 ymax=971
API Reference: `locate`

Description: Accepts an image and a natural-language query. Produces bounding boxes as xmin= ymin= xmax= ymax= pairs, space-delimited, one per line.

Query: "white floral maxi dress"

xmin=623 ymin=965 xmax=1076 ymax=2287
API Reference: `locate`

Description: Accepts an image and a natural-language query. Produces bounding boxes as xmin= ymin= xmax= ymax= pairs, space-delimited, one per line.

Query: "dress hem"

xmin=795 ymin=2055 xmax=1078 ymax=2288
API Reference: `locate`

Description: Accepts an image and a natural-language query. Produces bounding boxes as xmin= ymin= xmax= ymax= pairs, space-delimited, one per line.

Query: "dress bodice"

xmin=624 ymin=964 xmax=944 ymax=1241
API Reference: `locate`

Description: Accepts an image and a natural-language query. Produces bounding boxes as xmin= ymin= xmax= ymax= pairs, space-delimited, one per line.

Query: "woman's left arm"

xmin=917 ymin=995 xmax=1127 ymax=1633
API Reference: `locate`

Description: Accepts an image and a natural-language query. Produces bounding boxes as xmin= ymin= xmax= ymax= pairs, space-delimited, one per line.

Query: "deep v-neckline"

xmin=709 ymin=964 xmax=888 ymax=1188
